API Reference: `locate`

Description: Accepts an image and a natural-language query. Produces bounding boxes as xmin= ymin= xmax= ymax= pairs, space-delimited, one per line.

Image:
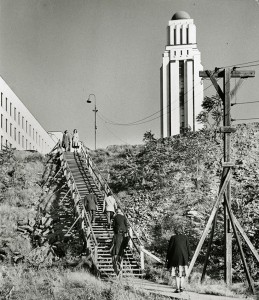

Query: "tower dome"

xmin=171 ymin=11 xmax=191 ymax=20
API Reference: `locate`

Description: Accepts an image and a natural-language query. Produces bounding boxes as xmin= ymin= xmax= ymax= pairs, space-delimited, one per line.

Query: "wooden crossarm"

xmin=200 ymin=70 xmax=255 ymax=78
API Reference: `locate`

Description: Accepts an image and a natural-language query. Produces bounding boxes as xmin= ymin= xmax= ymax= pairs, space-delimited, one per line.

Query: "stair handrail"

xmin=80 ymin=143 xmax=163 ymax=265
xmin=80 ymin=143 xmax=142 ymax=243
xmin=57 ymin=146 xmax=98 ymax=257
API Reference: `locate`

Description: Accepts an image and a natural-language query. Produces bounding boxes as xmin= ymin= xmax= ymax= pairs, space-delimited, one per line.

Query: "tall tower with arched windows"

xmin=160 ymin=11 xmax=203 ymax=137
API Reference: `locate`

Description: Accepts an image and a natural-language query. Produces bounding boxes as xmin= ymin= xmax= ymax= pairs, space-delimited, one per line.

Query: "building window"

xmin=29 ymin=124 xmax=31 ymax=136
xmin=10 ymin=103 xmax=12 ymax=116
xmin=26 ymin=139 xmax=28 ymax=149
xmin=1 ymin=114 xmax=2 ymax=128
xmin=22 ymin=117 xmax=24 ymax=129
xmin=18 ymin=112 xmax=20 ymax=125
xmin=1 ymin=136 xmax=3 ymax=150
xmin=5 ymin=119 xmax=8 ymax=133
xmin=1 ymin=93 xmax=2 ymax=107
xmin=14 ymin=128 xmax=16 ymax=141
xmin=33 ymin=128 xmax=35 ymax=140
xmin=18 ymin=132 xmax=20 ymax=144
xmin=10 ymin=123 xmax=12 ymax=137
xmin=22 ymin=136 xmax=24 ymax=148
xmin=26 ymin=120 xmax=28 ymax=133
xmin=5 ymin=98 xmax=8 ymax=112
xmin=14 ymin=107 xmax=16 ymax=121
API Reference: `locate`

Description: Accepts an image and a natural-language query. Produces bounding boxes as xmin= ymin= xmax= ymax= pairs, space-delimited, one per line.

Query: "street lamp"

xmin=86 ymin=94 xmax=98 ymax=150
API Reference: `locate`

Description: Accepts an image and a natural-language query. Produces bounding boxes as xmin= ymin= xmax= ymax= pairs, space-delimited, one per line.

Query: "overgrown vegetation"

xmin=0 ymin=266 xmax=165 ymax=300
xmin=91 ymin=123 xmax=259 ymax=284
xmin=1 ymin=118 xmax=259 ymax=297
xmin=0 ymin=149 xmax=166 ymax=300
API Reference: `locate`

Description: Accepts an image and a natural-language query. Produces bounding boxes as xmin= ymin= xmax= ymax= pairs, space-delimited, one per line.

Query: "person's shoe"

xmin=174 ymin=289 xmax=180 ymax=293
xmin=180 ymin=288 xmax=183 ymax=292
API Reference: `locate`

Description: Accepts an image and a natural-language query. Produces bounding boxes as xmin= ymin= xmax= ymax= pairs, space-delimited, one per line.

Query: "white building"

xmin=160 ymin=11 xmax=203 ymax=137
xmin=0 ymin=76 xmax=56 ymax=154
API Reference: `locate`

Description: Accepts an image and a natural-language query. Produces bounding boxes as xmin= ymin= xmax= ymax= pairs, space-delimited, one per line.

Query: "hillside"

xmin=91 ymin=123 xmax=259 ymax=281
xmin=0 ymin=123 xmax=258 ymax=298
xmin=0 ymin=149 xmax=45 ymax=260
xmin=0 ymin=149 xmax=163 ymax=300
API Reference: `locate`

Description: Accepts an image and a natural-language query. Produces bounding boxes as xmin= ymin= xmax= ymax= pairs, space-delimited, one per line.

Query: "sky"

xmin=0 ymin=0 xmax=259 ymax=149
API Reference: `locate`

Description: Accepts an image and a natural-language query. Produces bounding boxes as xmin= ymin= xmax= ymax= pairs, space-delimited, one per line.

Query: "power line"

xmin=100 ymin=78 xmax=217 ymax=127
xmin=235 ymin=63 xmax=259 ymax=69
xmin=232 ymin=117 xmax=259 ymax=121
xmin=97 ymin=114 xmax=130 ymax=145
xmin=99 ymin=59 xmax=258 ymax=127
xmin=231 ymin=100 xmax=259 ymax=106
xmin=218 ymin=59 xmax=259 ymax=70
xmin=99 ymin=111 xmax=161 ymax=126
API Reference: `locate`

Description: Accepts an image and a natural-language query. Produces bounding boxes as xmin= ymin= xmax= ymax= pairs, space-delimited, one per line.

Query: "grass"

xmin=0 ymin=265 xmax=169 ymax=300
xmin=144 ymin=265 xmax=257 ymax=299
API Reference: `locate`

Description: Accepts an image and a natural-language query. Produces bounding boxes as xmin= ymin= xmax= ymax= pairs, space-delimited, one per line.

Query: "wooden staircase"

xmin=63 ymin=151 xmax=142 ymax=277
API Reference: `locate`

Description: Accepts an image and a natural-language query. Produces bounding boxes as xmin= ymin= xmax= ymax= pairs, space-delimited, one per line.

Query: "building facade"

xmin=0 ymin=76 xmax=56 ymax=154
xmin=160 ymin=11 xmax=203 ymax=137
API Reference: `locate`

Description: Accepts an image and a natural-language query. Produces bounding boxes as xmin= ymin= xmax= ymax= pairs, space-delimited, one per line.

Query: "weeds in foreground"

xmin=0 ymin=265 xmax=167 ymax=300
xmin=144 ymin=265 xmax=256 ymax=299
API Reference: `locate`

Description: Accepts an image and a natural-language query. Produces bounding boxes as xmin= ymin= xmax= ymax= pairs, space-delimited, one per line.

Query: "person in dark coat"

xmin=62 ymin=130 xmax=71 ymax=152
xmin=110 ymin=208 xmax=129 ymax=276
xmin=83 ymin=192 xmax=98 ymax=224
xmin=166 ymin=225 xmax=191 ymax=293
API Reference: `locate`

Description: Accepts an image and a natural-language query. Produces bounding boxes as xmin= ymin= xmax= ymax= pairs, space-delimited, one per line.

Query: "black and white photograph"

xmin=0 ymin=0 xmax=259 ymax=299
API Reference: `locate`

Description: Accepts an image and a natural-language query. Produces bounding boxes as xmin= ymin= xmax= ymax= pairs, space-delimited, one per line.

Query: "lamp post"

xmin=86 ymin=94 xmax=98 ymax=150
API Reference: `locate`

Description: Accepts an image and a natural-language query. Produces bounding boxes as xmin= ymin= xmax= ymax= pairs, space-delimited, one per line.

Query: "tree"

xmin=197 ymin=95 xmax=223 ymax=130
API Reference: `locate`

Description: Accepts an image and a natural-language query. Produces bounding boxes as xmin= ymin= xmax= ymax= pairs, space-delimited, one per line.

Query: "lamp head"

xmin=87 ymin=99 xmax=91 ymax=103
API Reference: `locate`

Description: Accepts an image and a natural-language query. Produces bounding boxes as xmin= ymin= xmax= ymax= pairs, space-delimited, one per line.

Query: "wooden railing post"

xmin=81 ymin=209 xmax=85 ymax=229
xmin=94 ymin=245 xmax=98 ymax=265
xmin=87 ymin=226 xmax=91 ymax=248
xmin=140 ymin=246 xmax=145 ymax=270
xmin=129 ymin=228 xmax=133 ymax=249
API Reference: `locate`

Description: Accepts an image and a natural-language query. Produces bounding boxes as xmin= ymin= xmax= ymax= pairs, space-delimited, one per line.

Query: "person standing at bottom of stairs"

xmin=103 ymin=192 xmax=117 ymax=229
xmin=165 ymin=224 xmax=191 ymax=293
xmin=83 ymin=192 xmax=98 ymax=224
xmin=110 ymin=208 xmax=130 ymax=276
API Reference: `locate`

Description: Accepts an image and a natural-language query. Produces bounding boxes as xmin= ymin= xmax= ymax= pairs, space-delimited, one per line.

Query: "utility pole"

xmin=187 ymin=67 xmax=257 ymax=293
xmin=223 ymin=68 xmax=232 ymax=285
xmin=87 ymin=94 xmax=98 ymax=150
xmin=93 ymin=103 xmax=98 ymax=150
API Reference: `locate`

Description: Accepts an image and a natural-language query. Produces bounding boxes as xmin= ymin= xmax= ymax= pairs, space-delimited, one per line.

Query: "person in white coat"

xmin=72 ymin=129 xmax=80 ymax=152
xmin=103 ymin=191 xmax=117 ymax=229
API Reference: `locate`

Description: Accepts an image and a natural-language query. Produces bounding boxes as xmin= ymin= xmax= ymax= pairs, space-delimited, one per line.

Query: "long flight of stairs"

xmin=63 ymin=151 xmax=142 ymax=277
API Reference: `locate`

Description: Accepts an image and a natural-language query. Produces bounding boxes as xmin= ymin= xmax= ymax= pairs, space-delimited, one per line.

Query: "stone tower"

xmin=160 ymin=11 xmax=203 ymax=137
